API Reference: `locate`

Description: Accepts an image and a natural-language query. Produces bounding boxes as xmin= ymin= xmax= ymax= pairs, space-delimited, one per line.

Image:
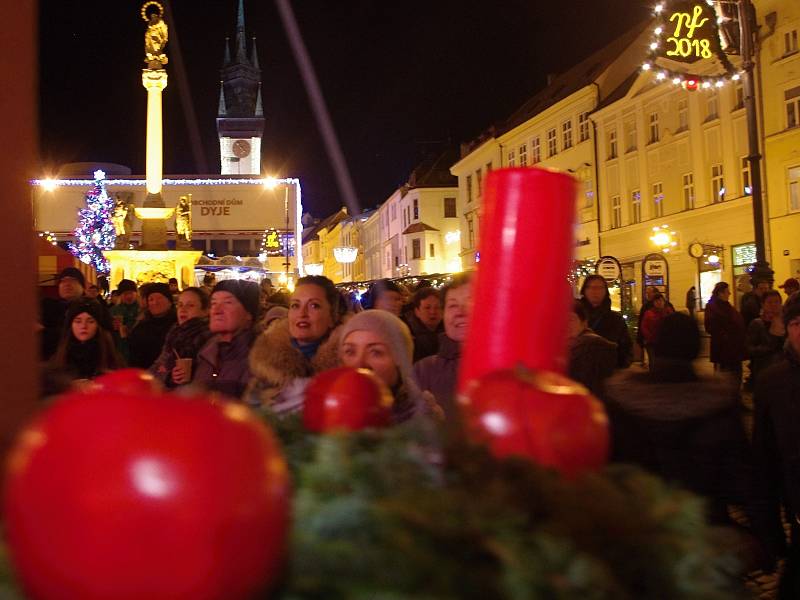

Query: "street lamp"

xmin=649 ymin=224 xmax=678 ymax=253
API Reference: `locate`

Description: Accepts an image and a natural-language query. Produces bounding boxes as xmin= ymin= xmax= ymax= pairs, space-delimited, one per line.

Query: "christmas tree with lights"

xmin=67 ymin=170 xmax=116 ymax=273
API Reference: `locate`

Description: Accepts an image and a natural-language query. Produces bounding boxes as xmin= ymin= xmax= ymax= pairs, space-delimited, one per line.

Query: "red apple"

xmin=4 ymin=389 xmax=290 ymax=600
xmin=303 ymin=367 xmax=394 ymax=432
xmin=458 ymin=368 xmax=609 ymax=478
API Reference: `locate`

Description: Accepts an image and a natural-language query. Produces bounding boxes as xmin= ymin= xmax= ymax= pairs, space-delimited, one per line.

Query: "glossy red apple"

xmin=458 ymin=368 xmax=609 ymax=478
xmin=4 ymin=389 xmax=290 ymax=600
xmin=303 ymin=367 xmax=394 ymax=432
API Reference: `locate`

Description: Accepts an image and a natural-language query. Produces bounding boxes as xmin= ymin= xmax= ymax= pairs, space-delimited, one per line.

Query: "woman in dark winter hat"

xmin=127 ymin=282 xmax=177 ymax=369
xmin=247 ymin=275 xmax=345 ymax=411
xmin=579 ymin=274 xmax=632 ymax=368
xmin=193 ymin=279 xmax=260 ymax=398
xmin=50 ymin=299 xmax=122 ymax=381
xmin=149 ymin=287 xmax=212 ymax=388
xmin=604 ymin=312 xmax=751 ymax=525
xmin=703 ymin=281 xmax=746 ymax=374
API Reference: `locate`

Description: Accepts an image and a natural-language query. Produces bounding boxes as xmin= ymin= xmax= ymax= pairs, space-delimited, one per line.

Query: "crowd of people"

xmin=38 ymin=266 xmax=800 ymax=595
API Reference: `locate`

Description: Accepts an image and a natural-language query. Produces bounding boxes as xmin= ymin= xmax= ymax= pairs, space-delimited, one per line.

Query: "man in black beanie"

xmin=191 ymin=279 xmax=259 ymax=398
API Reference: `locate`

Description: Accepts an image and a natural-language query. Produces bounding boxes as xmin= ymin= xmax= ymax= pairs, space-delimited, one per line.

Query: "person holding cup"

xmin=150 ymin=287 xmax=212 ymax=389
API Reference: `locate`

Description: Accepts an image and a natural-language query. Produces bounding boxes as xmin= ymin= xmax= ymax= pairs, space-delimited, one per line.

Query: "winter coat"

xmin=703 ymin=297 xmax=746 ymax=366
xmin=52 ymin=338 xmax=113 ymax=380
xmin=149 ymin=317 xmax=213 ymax=388
xmin=193 ymin=329 xmax=256 ymax=399
xmin=110 ymin=301 xmax=141 ymax=362
xmin=580 ymin=298 xmax=632 ymax=369
xmin=604 ymin=365 xmax=751 ymax=524
xmin=127 ymin=311 xmax=177 ymax=369
xmin=413 ymin=333 xmax=461 ymax=419
xmin=246 ymin=318 xmax=342 ymax=412
xmin=405 ymin=313 xmax=443 ymax=362
xmin=746 ymin=318 xmax=786 ymax=386
xmin=640 ymin=306 xmax=675 ymax=346
xmin=750 ymin=345 xmax=800 ymax=566
xmin=40 ymin=296 xmax=112 ymax=360
xmin=568 ymin=330 xmax=618 ymax=399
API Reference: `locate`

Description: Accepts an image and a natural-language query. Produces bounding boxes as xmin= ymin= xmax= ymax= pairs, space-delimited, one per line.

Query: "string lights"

xmin=67 ymin=171 xmax=116 ymax=273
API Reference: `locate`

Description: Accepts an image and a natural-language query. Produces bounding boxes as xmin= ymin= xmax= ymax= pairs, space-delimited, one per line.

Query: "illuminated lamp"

xmin=304 ymin=263 xmax=324 ymax=276
xmin=708 ymin=254 xmax=720 ymax=264
xmin=264 ymin=176 xmax=279 ymax=189
xmin=41 ymin=179 xmax=58 ymax=192
xmin=445 ymin=230 xmax=461 ymax=244
xmin=683 ymin=79 xmax=699 ymax=92
xmin=333 ymin=246 xmax=358 ymax=264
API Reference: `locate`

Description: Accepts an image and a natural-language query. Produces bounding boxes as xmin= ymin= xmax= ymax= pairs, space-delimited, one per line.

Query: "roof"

xmin=302 ymin=208 xmax=348 ymax=243
xmin=499 ymin=19 xmax=651 ymax=134
xmin=402 ymin=222 xmax=440 ymax=235
xmin=405 ymin=148 xmax=459 ymax=189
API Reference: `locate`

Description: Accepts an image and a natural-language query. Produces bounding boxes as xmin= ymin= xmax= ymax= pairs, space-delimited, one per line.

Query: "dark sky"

xmin=39 ymin=0 xmax=650 ymax=218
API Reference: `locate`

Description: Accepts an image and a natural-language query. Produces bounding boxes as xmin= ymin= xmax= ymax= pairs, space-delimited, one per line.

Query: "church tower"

xmin=217 ymin=0 xmax=264 ymax=175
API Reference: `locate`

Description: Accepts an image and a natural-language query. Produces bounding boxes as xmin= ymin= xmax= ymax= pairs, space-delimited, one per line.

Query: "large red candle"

xmin=458 ymin=168 xmax=576 ymax=390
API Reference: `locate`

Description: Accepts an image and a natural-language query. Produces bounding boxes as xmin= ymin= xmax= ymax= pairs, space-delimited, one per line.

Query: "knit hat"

xmin=338 ymin=310 xmax=419 ymax=394
xmin=57 ymin=267 xmax=85 ymax=288
xmin=213 ymin=279 xmax=260 ymax=320
xmin=142 ymin=282 xmax=173 ymax=304
xmin=653 ymin=312 xmax=700 ymax=361
xmin=263 ymin=305 xmax=288 ymax=325
xmin=65 ymin=299 xmax=109 ymax=332
xmin=117 ymin=279 xmax=137 ymax=293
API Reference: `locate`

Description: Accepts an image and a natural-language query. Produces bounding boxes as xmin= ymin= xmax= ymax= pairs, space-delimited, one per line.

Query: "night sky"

xmin=39 ymin=0 xmax=650 ymax=218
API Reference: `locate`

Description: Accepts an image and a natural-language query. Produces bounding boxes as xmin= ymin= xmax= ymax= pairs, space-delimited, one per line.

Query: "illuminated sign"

xmin=643 ymin=1 xmax=738 ymax=88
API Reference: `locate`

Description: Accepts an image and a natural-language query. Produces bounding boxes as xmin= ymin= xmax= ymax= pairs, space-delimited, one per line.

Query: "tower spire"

xmin=217 ymin=82 xmax=227 ymax=116
xmin=250 ymin=36 xmax=260 ymax=70
xmin=235 ymin=0 xmax=247 ymax=63
xmin=255 ymin=83 xmax=263 ymax=117
xmin=222 ymin=37 xmax=231 ymax=66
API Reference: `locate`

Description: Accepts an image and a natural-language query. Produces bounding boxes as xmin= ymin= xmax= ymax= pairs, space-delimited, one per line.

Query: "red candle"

xmin=458 ymin=168 xmax=576 ymax=390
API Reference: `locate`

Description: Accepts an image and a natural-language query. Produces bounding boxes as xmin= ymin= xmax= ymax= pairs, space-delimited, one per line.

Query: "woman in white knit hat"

xmin=338 ymin=309 xmax=441 ymax=423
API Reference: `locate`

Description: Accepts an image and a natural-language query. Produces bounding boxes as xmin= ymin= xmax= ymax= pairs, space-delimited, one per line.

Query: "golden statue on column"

xmin=142 ymin=1 xmax=168 ymax=69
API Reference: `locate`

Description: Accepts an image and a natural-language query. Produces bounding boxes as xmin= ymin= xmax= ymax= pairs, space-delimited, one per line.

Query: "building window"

xmin=508 ymin=148 xmax=516 ymax=167
xmin=682 ymin=173 xmax=695 ymax=210
xmin=444 ymin=197 xmax=457 ymax=218
xmin=607 ymin=128 xmax=618 ymax=160
xmin=625 ymin=120 xmax=637 ymax=152
xmin=584 ymin=179 xmax=594 ymax=208
xmin=465 ymin=175 xmax=472 ymax=204
xmin=391 ymin=204 xmax=396 ymax=221
xmin=210 ymin=239 xmax=229 ymax=256
xmin=611 ymin=195 xmax=621 ymax=229
xmin=677 ymin=99 xmax=688 ymax=131
xmin=486 ymin=161 xmax=493 ymax=172
xmin=412 ymin=238 xmax=421 ymax=260
xmin=786 ymin=86 xmax=800 ymax=129
xmin=547 ymin=128 xmax=557 ymax=157
xmin=429 ymin=243 xmax=435 ymax=258
xmin=741 ymin=157 xmax=752 ymax=195
xmin=518 ymin=143 xmax=528 ymax=166
xmin=705 ymin=91 xmax=718 ymax=121
xmin=413 ymin=198 xmax=419 ymax=220
xmin=788 ymin=165 xmax=800 ymax=212
xmin=652 ymin=182 xmax=664 ymax=217
xmin=562 ymin=119 xmax=573 ymax=150
xmin=786 ymin=29 xmax=799 ymax=55
xmin=711 ymin=163 xmax=725 ymax=203
xmin=631 ymin=189 xmax=641 ymax=224
xmin=578 ymin=112 xmax=590 ymax=142
xmin=649 ymin=112 xmax=660 ymax=143
xmin=466 ymin=215 xmax=475 ymax=248
xmin=733 ymin=83 xmax=744 ymax=110
xmin=531 ymin=137 xmax=541 ymax=164
xmin=232 ymin=239 xmax=251 ymax=254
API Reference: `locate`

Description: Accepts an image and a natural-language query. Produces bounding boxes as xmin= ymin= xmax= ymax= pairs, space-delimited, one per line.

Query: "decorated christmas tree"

xmin=67 ymin=169 xmax=116 ymax=273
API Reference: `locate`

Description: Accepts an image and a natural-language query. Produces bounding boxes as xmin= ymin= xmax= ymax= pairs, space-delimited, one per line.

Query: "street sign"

xmin=595 ymin=256 xmax=622 ymax=283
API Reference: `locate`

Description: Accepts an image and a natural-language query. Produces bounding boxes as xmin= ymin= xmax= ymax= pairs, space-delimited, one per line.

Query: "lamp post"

xmin=738 ymin=0 xmax=773 ymax=284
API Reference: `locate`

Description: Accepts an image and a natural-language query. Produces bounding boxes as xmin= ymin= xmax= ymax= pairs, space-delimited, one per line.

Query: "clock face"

xmin=231 ymin=139 xmax=251 ymax=158
xmin=688 ymin=242 xmax=704 ymax=258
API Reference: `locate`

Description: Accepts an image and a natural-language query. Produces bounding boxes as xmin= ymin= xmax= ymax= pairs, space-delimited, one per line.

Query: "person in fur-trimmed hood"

xmin=247 ymin=276 xmax=346 ymax=412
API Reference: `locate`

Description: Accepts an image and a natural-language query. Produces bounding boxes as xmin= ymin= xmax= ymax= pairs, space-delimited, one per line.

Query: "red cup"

xmin=458 ymin=168 xmax=577 ymax=391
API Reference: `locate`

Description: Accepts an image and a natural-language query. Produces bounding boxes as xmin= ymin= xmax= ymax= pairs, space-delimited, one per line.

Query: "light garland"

xmin=642 ymin=0 xmax=739 ymax=89
xmin=31 ymin=177 xmax=301 ymax=187
xmin=38 ymin=231 xmax=58 ymax=246
xmin=568 ymin=259 xmax=596 ymax=285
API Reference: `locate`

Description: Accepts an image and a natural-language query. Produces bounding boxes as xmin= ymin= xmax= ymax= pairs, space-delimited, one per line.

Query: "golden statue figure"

xmin=112 ymin=197 xmax=129 ymax=236
xmin=142 ymin=1 xmax=168 ymax=69
xmin=176 ymin=195 xmax=192 ymax=245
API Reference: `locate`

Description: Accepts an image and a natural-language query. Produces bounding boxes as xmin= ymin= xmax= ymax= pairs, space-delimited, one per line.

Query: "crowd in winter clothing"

xmin=37 ymin=265 xmax=800 ymax=595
